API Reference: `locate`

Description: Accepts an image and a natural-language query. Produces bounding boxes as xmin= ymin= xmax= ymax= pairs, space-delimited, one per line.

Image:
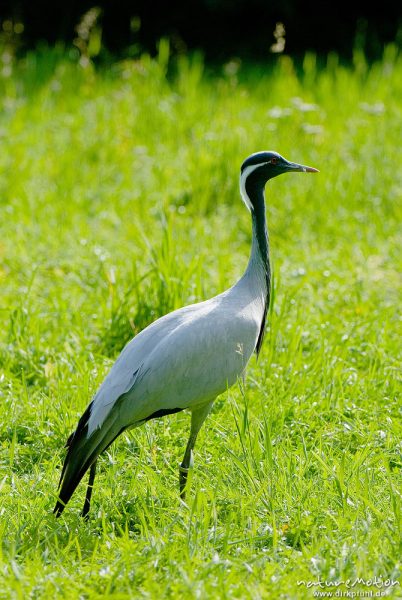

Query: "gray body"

xmin=88 ymin=249 xmax=266 ymax=435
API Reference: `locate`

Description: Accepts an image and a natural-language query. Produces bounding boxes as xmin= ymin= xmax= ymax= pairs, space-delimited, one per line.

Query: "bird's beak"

xmin=287 ymin=161 xmax=319 ymax=173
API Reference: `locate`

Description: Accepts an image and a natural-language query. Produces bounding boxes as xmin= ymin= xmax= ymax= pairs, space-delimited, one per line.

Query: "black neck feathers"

xmin=245 ymin=173 xmax=270 ymax=269
xmin=245 ymin=173 xmax=271 ymax=356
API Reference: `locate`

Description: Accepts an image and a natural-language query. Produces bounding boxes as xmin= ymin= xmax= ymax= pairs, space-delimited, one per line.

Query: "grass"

xmin=0 ymin=42 xmax=401 ymax=598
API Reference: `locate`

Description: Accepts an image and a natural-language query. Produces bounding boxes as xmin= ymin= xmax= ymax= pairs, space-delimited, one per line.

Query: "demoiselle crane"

xmin=54 ymin=151 xmax=318 ymax=517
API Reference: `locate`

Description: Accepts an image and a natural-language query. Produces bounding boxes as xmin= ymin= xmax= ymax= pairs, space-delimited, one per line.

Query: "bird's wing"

xmin=110 ymin=293 xmax=263 ymax=429
xmin=89 ymin=285 xmax=264 ymax=434
xmin=86 ymin=302 xmax=203 ymax=435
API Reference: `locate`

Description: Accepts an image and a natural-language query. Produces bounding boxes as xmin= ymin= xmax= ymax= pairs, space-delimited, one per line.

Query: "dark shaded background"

xmin=0 ymin=0 xmax=401 ymax=60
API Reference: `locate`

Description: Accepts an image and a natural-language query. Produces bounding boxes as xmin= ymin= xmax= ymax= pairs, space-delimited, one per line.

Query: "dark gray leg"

xmin=82 ymin=460 xmax=97 ymax=519
xmin=179 ymin=402 xmax=213 ymax=499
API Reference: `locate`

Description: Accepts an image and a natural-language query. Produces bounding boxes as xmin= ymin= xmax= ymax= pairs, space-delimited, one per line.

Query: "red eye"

xmin=270 ymin=157 xmax=278 ymax=165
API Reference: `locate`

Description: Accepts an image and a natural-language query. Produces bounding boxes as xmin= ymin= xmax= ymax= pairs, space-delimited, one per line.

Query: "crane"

xmin=54 ymin=151 xmax=318 ymax=518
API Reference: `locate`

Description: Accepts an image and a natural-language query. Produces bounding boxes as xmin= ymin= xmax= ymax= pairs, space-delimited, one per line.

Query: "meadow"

xmin=0 ymin=42 xmax=401 ymax=598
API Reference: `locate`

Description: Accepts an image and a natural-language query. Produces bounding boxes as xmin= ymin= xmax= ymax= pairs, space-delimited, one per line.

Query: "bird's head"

xmin=240 ymin=151 xmax=318 ymax=211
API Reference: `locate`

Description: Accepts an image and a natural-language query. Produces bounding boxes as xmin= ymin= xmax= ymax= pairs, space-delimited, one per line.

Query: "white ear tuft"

xmin=239 ymin=163 xmax=268 ymax=211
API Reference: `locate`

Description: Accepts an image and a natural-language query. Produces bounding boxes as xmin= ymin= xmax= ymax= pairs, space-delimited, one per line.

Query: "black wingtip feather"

xmin=54 ymin=406 xmax=124 ymax=517
xmin=54 ymin=400 xmax=95 ymax=514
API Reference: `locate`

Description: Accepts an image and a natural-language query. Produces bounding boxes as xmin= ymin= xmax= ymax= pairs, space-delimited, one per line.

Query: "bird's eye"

xmin=270 ymin=157 xmax=278 ymax=165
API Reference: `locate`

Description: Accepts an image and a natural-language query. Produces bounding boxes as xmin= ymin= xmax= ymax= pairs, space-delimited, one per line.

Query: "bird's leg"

xmin=179 ymin=401 xmax=213 ymax=499
xmin=179 ymin=441 xmax=194 ymax=499
xmin=82 ymin=460 xmax=97 ymax=519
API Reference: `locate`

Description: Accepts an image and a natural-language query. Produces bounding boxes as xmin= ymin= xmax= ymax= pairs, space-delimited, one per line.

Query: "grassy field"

xmin=0 ymin=43 xmax=401 ymax=598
